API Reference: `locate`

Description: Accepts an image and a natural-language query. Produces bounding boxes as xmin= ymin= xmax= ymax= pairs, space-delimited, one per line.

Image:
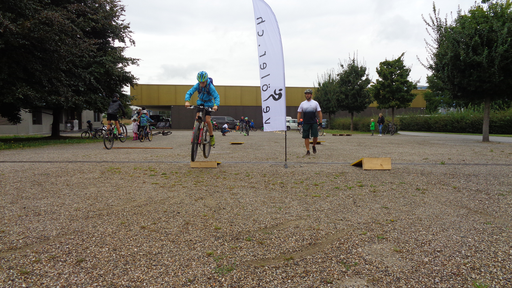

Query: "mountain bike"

xmin=243 ymin=122 xmax=250 ymax=136
xmin=188 ymin=105 xmax=215 ymax=162
xmin=384 ymin=122 xmax=397 ymax=136
xmin=103 ymin=123 xmax=128 ymax=150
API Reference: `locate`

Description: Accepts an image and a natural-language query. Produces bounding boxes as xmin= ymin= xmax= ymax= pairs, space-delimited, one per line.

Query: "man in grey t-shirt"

xmin=297 ymin=89 xmax=322 ymax=156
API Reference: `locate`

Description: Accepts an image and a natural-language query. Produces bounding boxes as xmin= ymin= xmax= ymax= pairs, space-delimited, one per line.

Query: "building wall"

xmin=131 ymin=84 xmax=427 ymax=129
xmin=0 ymin=109 xmax=103 ymax=136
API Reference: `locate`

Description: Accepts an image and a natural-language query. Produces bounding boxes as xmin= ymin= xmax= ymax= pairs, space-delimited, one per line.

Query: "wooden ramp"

xmin=230 ymin=142 xmax=244 ymax=145
xmin=351 ymin=158 xmax=391 ymax=170
xmin=190 ymin=161 xmax=221 ymax=168
xmin=332 ymin=134 xmax=352 ymax=136
xmin=309 ymin=140 xmax=325 ymax=145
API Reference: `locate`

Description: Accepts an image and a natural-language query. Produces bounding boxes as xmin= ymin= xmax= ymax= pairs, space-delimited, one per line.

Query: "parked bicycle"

xmin=82 ymin=122 xmax=107 ymax=139
xmin=103 ymin=123 xmax=128 ymax=150
xmin=384 ymin=122 xmax=397 ymax=136
xmin=188 ymin=105 xmax=215 ymax=162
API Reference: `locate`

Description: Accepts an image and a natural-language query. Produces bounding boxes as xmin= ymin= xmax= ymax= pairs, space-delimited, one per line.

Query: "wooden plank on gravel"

xmin=111 ymin=147 xmax=173 ymax=149
xmin=190 ymin=161 xmax=221 ymax=168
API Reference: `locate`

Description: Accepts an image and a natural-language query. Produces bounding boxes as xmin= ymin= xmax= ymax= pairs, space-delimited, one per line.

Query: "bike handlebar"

xmin=187 ymin=105 xmax=215 ymax=112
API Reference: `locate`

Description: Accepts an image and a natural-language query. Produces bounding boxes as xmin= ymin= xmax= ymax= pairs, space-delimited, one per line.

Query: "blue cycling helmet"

xmin=197 ymin=71 xmax=208 ymax=82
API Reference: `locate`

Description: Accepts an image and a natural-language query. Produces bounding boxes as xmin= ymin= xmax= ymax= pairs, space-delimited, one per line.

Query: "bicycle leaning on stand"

xmin=187 ymin=105 xmax=215 ymax=162
xmin=103 ymin=123 xmax=128 ymax=150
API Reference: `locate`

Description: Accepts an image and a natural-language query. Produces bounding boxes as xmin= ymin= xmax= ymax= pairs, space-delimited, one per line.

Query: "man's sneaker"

xmin=210 ymin=135 xmax=215 ymax=146
xmin=305 ymin=150 xmax=310 ymax=156
xmin=312 ymin=146 xmax=317 ymax=154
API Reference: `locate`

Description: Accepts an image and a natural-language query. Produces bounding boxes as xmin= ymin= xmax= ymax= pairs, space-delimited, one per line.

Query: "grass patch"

xmin=0 ymin=135 xmax=102 ymax=150
xmin=214 ymin=263 xmax=236 ymax=275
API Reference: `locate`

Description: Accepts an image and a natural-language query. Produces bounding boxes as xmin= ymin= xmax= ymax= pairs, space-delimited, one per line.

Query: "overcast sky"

xmin=121 ymin=0 xmax=478 ymax=88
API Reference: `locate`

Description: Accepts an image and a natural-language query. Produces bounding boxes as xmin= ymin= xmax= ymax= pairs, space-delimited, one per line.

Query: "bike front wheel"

xmin=318 ymin=127 xmax=325 ymax=136
xmin=191 ymin=123 xmax=200 ymax=162
xmin=119 ymin=124 xmax=128 ymax=143
xmin=147 ymin=129 xmax=153 ymax=141
xmin=103 ymin=129 xmax=114 ymax=150
xmin=139 ymin=127 xmax=145 ymax=142
xmin=94 ymin=130 xmax=104 ymax=139
xmin=202 ymin=126 xmax=211 ymax=158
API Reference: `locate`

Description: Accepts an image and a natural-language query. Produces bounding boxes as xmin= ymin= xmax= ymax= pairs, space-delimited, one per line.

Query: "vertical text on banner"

xmin=252 ymin=0 xmax=286 ymax=131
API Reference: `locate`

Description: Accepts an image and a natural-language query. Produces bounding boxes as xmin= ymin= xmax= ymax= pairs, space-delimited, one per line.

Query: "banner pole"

xmin=284 ymin=130 xmax=288 ymax=168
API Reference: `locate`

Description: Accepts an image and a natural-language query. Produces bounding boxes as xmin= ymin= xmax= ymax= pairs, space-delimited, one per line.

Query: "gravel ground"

xmin=1 ymin=130 xmax=511 ymax=287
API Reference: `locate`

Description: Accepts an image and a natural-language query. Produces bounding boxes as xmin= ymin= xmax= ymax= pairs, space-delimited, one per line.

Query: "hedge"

xmin=328 ymin=109 xmax=512 ymax=134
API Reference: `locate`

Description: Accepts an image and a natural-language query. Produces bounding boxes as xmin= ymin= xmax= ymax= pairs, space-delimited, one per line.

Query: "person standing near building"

xmin=184 ymin=71 xmax=220 ymax=146
xmin=297 ymin=89 xmax=322 ymax=156
xmin=377 ymin=113 xmax=385 ymax=136
xmin=370 ymin=119 xmax=375 ymax=136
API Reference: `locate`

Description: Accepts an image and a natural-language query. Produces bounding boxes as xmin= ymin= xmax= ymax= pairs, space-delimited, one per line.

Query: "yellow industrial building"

xmin=130 ymin=84 xmax=427 ymax=129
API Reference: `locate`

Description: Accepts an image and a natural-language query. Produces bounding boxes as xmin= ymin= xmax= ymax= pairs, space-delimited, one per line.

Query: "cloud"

xmin=122 ymin=0 xmax=478 ymax=87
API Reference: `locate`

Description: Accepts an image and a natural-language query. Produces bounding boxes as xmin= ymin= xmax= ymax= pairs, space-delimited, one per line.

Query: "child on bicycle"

xmin=139 ymin=110 xmax=151 ymax=138
xmin=184 ymin=71 xmax=220 ymax=146
xmin=86 ymin=120 xmax=93 ymax=134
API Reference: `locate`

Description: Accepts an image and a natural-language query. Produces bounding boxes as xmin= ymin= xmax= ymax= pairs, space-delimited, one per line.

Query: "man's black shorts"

xmin=107 ymin=113 xmax=119 ymax=121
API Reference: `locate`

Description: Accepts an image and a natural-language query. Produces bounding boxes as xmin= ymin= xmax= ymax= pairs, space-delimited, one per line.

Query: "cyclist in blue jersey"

xmin=297 ymin=89 xmax=322 ymax=156
xmin=185 ymin=71 xmax=220 ymax=146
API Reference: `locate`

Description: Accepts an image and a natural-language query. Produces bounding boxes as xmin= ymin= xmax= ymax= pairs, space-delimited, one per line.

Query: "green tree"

xmin=423 ymin=0 xmax=512 ymax=142
xmin=371 ymin=53 xmax=417 ymax=124
xmin=337 ymin=56 xmax=372 ymax=131
xmin=314 ymin=70 xmax=339 ymax=128
xmin=0 ymin=0 xmax=138 ymax=137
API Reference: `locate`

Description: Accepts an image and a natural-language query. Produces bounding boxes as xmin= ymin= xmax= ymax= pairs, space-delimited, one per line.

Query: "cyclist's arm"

xmin=210 ymin=85 xmax=220 ymax=110
xmin=185 ymin=83 xmax=200 ymax=106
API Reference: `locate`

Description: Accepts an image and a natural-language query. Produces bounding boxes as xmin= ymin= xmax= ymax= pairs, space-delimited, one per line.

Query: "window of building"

xmin=94 ymin=112 xmax=102 ymax=122
xmin=32 ymin=110 xmax=43 ymax=125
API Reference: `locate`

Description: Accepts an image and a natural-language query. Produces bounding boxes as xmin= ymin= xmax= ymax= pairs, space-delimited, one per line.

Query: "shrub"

xmin=399 ymin=109 xmax=512 ymax=134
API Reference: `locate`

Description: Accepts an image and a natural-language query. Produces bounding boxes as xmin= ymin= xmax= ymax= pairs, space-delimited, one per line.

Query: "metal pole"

xmin=284 ymin=130 xmax=288 ymax=168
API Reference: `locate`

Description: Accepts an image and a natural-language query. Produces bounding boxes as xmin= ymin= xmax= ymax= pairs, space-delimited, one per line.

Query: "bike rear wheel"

xmin=202 ymin=125 xmax=211 ymax=158
xmin=119 ymin=124 xmax=128 ymax=143
xmin=81 ymin=131 xmax=91 ymax=139
xmin=245 ymin=124 xmax=250 ymax=136
xmin=103 ymin=129 xmax=114 ymax=150
xmin=191 ymin=123 xmax=200 ymax=162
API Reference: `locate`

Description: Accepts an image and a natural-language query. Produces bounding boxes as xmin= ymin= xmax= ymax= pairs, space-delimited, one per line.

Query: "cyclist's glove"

xmin=318 ymin=123 xmax=322 ymax=127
